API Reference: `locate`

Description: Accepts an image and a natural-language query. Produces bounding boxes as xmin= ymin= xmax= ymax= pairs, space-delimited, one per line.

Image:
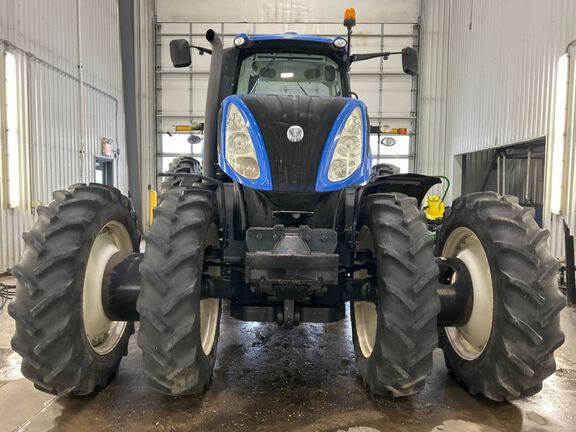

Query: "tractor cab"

xmin=231 ymin=34 xmax=350 ymax=97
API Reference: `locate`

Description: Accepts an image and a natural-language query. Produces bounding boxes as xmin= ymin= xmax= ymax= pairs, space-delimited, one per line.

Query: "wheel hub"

xmin=436 ymin=257 xmax=474 ymax=327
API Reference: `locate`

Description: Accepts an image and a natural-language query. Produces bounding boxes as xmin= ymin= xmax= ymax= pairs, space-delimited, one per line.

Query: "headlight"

xmin=225 ymin=103 xmax=260 ymax=179
xmin=328 ymin=107 xmax=363 ymax=182
xmin=234 ymin=36 xmax=247 ymax=47
xmin=333 ymin=37 xmax=347 ymax=49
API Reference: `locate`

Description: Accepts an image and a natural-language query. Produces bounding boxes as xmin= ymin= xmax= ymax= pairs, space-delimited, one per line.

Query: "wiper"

xmin=249 ymin=50 xmax=285 ymax=94
xmin=296 ymin=82 xmax=309 ymax=96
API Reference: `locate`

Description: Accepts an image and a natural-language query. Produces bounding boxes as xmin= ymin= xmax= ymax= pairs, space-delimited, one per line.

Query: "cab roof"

xmin=233 ymin=33 xmax=348 ymax=62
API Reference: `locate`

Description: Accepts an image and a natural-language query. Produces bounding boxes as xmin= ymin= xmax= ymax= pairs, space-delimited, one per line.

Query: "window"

xmin=236 ymin=53 xmax=343 ymax=97
xmin=550 ymin=53 xmax=570 ymax=215
xmin=370 ymin=134 xmax=410 ymax=173
xmin=3 ymin=50 xmax=22 ymax=208
xmin=95 ymin=158 xmax=114 ymax=186
xmin=160 ymin=133 xmax=203 ymax=173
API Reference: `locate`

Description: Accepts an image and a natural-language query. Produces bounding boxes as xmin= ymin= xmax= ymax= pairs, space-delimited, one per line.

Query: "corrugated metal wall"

xmin=0 ymin=0 xmax=127 ymax=272
xmin=419 ymin=0 xmax=576 ymax=255
xmin=445 ymin=0 xmax=576 ymax=154
xmin=416 ymin=0 xmax=451 ymax=197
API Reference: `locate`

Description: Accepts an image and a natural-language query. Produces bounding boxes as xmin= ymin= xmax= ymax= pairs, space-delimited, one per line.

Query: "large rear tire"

xmin=352 ymin=193 xmax=440 ymax=396
xmin=161 ymin=156 xmax=202 ymax=194
xmin=9 ymin=184 xmax=140 ymax=395
xmin=436 ymin=192 xmax=565 ymax=401
xmin=137 ymin=187 xmax=221 ymax=395
xmin=370 ymin=163 xmax=400 ymax=181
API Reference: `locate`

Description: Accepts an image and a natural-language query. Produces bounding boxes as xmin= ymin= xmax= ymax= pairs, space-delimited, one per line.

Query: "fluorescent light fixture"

xmin=5 ymin=51 xmax=20 ymax=208
xmin=280 ymin=72 xmax=294 ymax=79
xmin=550 ymin=53 xmax=569 ymax=215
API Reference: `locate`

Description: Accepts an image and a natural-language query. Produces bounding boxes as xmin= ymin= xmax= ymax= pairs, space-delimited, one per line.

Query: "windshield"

xmin=236 ymin=53 xmax=343 ymax=97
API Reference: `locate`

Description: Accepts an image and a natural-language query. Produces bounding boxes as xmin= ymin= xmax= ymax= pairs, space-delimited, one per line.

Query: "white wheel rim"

xmin=83 ymin=221 xmax=132 ymax=355
xmin=353 ymin=227 xmax=377 ymax=358
xmin=354 ymin=301 xmax=377 ymax=358
xmin=200 ymin=298 xmax=219 ymax=355
xmin=442 ymin=227 xmax=494 ymax=360
xmin=200 ymin=224 xmax=220 ymax=355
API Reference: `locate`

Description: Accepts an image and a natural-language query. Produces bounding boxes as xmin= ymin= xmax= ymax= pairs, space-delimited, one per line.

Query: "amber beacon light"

xmin=344 ymin=8 xmax=356 ymax=27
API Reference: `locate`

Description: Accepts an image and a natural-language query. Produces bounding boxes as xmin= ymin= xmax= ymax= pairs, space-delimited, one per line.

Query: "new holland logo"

xmin=287 ymin=125 xmax=304 ymax=142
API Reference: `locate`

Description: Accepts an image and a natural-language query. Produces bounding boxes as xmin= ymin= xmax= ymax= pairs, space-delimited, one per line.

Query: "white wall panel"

xmin=419 ymin=0 xmax=576 ymax=255
xmin=416 ymin=0 xmax=450 ymax=181
xmin=0 ymin=0 xmax=78 ymax=76
xmin=156 ymin=0 xmax=419 ymax=24
xmin=0 ymin=0 xmax=127 ymax=272
xmin=28 ymin=60 xmax=81 ymax=205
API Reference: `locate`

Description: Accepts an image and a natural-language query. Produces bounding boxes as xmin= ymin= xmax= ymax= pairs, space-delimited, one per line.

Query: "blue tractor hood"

xmin=218 ymin=94 xmax=371 ymax=193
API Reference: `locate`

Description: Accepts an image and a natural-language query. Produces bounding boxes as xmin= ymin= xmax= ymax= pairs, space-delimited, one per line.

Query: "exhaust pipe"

xmin=203 ymin=29 xmax=224 ymax=178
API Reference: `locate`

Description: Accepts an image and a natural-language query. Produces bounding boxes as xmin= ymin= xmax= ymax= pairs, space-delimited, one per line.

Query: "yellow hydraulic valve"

xmin=148 ymin=186 xmax=158 ymax=226
xmin=425 ymin=195 xmax=445 ymax=221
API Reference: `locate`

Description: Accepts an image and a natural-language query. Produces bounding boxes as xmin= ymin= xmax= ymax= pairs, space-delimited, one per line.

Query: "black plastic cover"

xmin=364 ymin=174 xmax=442 ymax=206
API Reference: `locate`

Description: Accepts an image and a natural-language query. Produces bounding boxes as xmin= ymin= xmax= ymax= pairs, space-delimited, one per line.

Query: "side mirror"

xmin=402 ymin=47 xmax=418 ymax=76
xmin=170 ymin=39 xmax=191 ymax=68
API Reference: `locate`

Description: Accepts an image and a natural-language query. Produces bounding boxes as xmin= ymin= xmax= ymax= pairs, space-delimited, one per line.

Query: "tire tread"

xmin=137 ymin=187 xmax=220 ymax=396
xmin=9 ymin=183 xmax=139 ymax=396
xmin=353 ymin=193 xmax=440 ymax=396
xmin=437 ymin=193 xmax=565 ymax=401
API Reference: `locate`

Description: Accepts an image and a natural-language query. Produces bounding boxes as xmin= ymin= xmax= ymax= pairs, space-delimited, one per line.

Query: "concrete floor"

xmin=1 ymin=274 xmax=576 ymax=432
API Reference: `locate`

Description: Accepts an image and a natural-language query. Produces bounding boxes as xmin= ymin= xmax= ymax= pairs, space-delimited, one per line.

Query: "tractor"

xmin=10 ymin=9 xmax=565 ymax=401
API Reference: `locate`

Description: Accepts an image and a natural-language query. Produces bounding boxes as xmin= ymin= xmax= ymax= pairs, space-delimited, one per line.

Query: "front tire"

xmin=137 ymin=187 xmax=221 ymax=395
xmin=352 ymin=193 xmax=440 ymax=396
xmin=9 ymin=184 xmax=140 ymax=396
xmin=436 ymin=192 xmax=565 ymax=401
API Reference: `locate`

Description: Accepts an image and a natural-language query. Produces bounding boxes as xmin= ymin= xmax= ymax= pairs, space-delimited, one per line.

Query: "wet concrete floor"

xmin=1 ymin=273 xmax=576 ymax=432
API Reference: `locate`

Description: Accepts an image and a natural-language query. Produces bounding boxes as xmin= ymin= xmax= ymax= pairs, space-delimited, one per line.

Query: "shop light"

xmin=550 ymin=54 xmax=569 ymax=215
xmin=5 ymin=51 xmax=20 ymax=208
